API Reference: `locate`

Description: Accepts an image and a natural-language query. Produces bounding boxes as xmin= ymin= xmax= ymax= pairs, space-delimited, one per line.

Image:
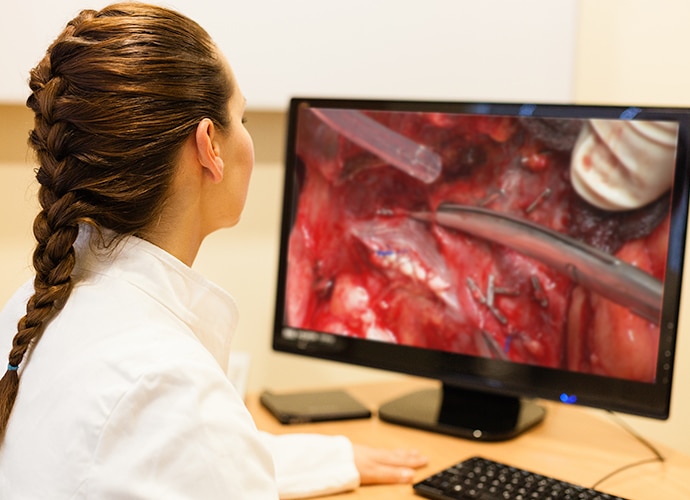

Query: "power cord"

xmin=590 ymin=411 xmax=665 ymax=490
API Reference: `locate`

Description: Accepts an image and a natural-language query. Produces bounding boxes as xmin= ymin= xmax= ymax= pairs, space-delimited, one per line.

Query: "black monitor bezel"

xmin=272 ymin=97 xmax=690 ymax=420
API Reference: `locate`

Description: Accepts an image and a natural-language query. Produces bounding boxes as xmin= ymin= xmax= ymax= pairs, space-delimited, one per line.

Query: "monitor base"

xmin=378 ymin=383 xmax=545 ymax=441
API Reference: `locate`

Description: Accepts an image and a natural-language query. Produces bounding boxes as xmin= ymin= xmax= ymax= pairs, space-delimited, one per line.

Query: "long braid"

xmin=0 ymin=3 xmax=233 ymax=442
xmin=0 ymin=14 xmax=92 ymax=438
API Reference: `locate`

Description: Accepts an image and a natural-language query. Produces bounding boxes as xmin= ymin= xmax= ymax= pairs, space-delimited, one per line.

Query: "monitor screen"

xmin=272 ymin=98 xmax=689 ymax=440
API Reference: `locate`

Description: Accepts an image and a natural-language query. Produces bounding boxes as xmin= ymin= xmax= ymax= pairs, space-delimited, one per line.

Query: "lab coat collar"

xmin=72 ymin=225 xmax=238 ymax=372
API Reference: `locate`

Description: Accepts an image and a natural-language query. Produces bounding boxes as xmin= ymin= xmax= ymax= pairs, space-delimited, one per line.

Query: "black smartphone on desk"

xmin=260 ymin=389 xmax=372 ymax=424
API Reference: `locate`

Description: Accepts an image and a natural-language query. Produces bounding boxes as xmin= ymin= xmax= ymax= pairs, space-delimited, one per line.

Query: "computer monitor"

xmin=271 ymin=97 xmax=689 ymax=441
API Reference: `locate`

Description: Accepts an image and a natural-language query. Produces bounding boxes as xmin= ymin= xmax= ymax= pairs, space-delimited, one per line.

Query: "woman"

xmin=0 ymin=3 xmax=425 ymax=498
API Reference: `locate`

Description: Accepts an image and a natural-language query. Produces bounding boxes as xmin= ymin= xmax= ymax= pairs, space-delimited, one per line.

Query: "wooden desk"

xmin=248 ymin=378 xmax=690 ymax=499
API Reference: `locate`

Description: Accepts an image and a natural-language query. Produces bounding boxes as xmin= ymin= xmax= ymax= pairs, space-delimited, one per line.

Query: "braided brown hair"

xmin=0 ymin=2 xmax=232 ymax=440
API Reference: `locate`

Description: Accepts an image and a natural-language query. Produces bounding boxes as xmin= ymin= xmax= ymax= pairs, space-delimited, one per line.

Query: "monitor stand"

xmin=378 ymin=382 xmax=545 ymax=441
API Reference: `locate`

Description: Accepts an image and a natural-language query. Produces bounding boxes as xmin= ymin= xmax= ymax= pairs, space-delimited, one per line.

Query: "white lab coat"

xmin=0 ymin=227 xmax=359 ymax=499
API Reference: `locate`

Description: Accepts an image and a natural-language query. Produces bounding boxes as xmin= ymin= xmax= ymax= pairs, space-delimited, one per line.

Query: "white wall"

xmin=0 ymin=0 xmax=577 ymax=107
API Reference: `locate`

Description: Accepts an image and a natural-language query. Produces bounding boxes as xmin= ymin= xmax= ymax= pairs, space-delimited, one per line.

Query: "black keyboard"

xmin=413 ymin=456 xmax=626 ymax=500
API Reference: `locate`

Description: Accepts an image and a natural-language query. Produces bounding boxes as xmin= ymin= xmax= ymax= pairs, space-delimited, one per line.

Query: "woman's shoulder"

xmin=2 ymin=295 xmax=274 ymax=500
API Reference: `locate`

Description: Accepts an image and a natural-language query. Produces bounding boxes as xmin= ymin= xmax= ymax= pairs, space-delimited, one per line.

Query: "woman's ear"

xmin=195 ymin=118 xmax=225 ymax=183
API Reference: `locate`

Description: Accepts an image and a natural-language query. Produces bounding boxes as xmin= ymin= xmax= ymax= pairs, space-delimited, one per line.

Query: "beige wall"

xmin=2 ymin=0 xmax=690 ymax=457
xmin=574 ymin=0 xmax=690 ymax=463
xmin=575 ymin=0 xmax=690 ymax=106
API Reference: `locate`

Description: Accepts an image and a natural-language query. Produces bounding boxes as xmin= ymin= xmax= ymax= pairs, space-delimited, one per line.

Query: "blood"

xmin=285 ymin=109 xmax=670 ymax=382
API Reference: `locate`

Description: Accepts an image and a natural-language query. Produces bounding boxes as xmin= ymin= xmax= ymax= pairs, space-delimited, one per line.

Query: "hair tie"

xmin=7 ymin=364 xmax=18 ymax=372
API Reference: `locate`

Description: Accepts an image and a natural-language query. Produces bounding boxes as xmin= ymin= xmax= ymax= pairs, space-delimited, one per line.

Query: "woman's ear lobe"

xmin=195 ymin=118 xmax=224 ymax=183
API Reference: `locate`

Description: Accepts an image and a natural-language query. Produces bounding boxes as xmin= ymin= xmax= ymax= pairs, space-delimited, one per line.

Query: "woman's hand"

xmin=353 ymin=444 xmax=428 ymax=485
